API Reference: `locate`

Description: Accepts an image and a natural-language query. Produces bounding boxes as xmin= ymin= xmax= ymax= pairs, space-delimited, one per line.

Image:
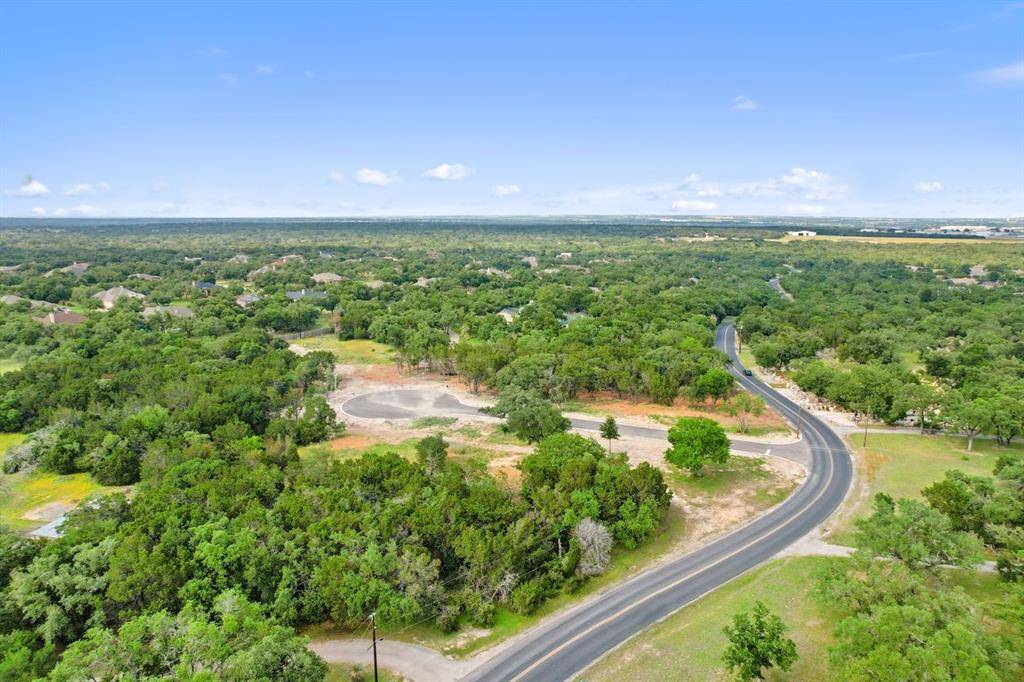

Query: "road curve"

xmin=460 ymin=321 xmax=852 ymax=682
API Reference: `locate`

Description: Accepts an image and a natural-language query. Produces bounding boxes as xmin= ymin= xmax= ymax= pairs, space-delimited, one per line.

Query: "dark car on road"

xmin=743 ymin=368 xmax=753 ymax=376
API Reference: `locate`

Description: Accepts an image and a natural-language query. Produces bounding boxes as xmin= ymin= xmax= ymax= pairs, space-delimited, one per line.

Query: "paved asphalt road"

xmin=339 ymin=322 xmax=851 ymax=681
xmin=458 ymin=321 xmax=852 ymax=682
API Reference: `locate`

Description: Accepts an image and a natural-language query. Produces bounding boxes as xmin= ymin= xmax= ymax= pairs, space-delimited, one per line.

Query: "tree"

xmin=599 ymin=415 xmax=620 ymax=453
xmin=665 ymin=417 xmax=729 ymax=477
xmin=693 ymin=367 xmax=735 ymax=405
xmin=49 ymin=590 xmax=327 ymax=681
xmin=573 ymin=518 xmax=612 ymax=577
xmin=944 ymin=392 xmax=991 ymax=452
xmin=726 ymin=392 xmax=765 ymax=434
xmin=853 ymin=493 xmax=982 ymax=570
xmin=905 ymin=382 xmax=938 ymax=434
xmin=484 ymin=387 xmax=570 ymax=443
xmin=416 ymin=434 xmax=448 ymax=475
xmin=722 ymin=601 xmax=798 ymax=680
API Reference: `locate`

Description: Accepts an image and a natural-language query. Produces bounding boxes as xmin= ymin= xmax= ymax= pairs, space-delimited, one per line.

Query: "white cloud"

xmin=422 ymin=163 xmax=473 ymax=181
xmin=204 ymin=46 xmax=228 ymax=57
xmin=64 ymin=181 xmax=111 ymax=196
xmin=493 ymin=184 xmax=521 ymax=197
xmin=672 ymin=199 xmax=718 ymax=211
xmin=255 ymin=65 xmax=275 ymax=75
xmin=53 ymin=208 xmax=68 ymax=217
xmin=13 ymin=176 xmax=50 ymax=197
xmin=31 ymin=207 xmax=46 ymax=216
xmin=784 ymin=203 xmax=827 ymax=215
xmin=914 ymin=180 xmax=944 ymax=194
xmin=970 ymin=61 xmax=1024 ymax=87
xmin=218 ymin=73 xmax=238 ymax=85
xmin=732 ymin=95 xmax=759 ymax=110
xmin=151 ymin=180 xmax=169 ymax=192
xmin=327 ymin=170 xmax=345 ymax=184
xmin=71 ymin=204 xmax=102 ymax=216
xmin=354 ymin=168 xmax=401 ymax=186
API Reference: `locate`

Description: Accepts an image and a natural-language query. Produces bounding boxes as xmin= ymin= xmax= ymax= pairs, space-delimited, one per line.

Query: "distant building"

xmin=193 ymin=281 xmax=218 ymax=295
xmin=236 ymin=294 xmax=262 ymax=308
xmin=311 ymin=272 xmax=343 ymax=284
xmin=285 ymin=289 xmax=327 ymax=301
xmin=45 ymin=261 xmax=88 ymax=278
xmin=129 ymin=273 xmax=161 ymax=281
xmin=142 ymin=305 xmax=193 ymax=319
xmin=785 ymin=230 xmax=817 ymax=237
xmin=272 ymin=254 xmax=305 ymax=267
xmin=498 ymin=306 xmax=520 ymax=322
xmin=93 ymin=286 xmax=144 ymax=310
xmin=227 ymin=254 xmax=251 ymax=264
xmin=35 ymin=310 xmax=87 ymax=326
xmin=556 ymin=252 xmax=573 ymax=260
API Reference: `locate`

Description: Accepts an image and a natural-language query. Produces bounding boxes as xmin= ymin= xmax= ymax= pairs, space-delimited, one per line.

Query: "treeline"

xmin=0 ymin=432 xmax=669 ymax=678
xmin=0 ymin=307 xmax=339 ymax=485
xmin=740 ymin=258 xmax=1024 ymax=438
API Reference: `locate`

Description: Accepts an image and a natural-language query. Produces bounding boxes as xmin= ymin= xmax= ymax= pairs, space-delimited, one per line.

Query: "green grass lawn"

xmin=829 ymin=432 xmax=1024 ymax=545
xmin=1 ymin=432 xmax=126 ymax=533
xmin=583 ymin=556 xmax=838 ymax=681
xmin=0 ymin=357 xmax=25 ymax=374
xmin=581 ymin=555 xmax=1012 ymax=682
xmin=292 ymin=336 xmax=394 ymax=365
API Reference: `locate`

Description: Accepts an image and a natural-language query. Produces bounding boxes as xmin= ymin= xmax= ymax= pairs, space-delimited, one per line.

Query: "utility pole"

xmin=370 ymin=612 xmax=379 ymax=682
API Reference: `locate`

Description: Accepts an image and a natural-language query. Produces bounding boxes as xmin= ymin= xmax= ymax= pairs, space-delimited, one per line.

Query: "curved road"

xmin=336 ymin=322 xmax=852 ymax=681
xmin=461 ymin=321 xmax=852 ymax=681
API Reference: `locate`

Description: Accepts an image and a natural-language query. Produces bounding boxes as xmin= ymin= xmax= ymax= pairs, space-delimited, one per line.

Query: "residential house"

xmin=193 ymin=281 xmax=218 ymax=295
xmin=129 ymin=273 xmax=161 ymax=281
xmin=45 ymin=261 xmax=88 ymax=278
xmin=142 ymin=305 xmax=193 ymax=319
xmin=93 ymin=286 xmax=144 ymax=310
xmin=311 ymin=272 xmax=343 ymax=284
xmin=236 ymin=294 xmax=262 ymax=308
xmin=35 ymin=310 xmax=87 ymax=326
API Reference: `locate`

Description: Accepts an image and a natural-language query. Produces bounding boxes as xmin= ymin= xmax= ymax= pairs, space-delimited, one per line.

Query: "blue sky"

xmin=1 ymin=1 xmax=1022 ymax=218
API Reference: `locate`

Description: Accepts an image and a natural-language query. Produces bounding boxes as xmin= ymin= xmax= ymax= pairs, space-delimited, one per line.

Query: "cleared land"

xmin=828 ymin=432 xmax=1024 ymax=545
xmin=292 ymin=336 xmax=394 ymax=364
xmin=0 ymin=433 xmax=125 ymax=532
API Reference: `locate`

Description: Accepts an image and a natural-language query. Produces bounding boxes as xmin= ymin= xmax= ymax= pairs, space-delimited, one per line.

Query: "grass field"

xmin=582 ymin=555 xmax=1011 ymax=682
xmin=292 ymin=336 xmax=394 ymax=365
xmin=829 ymin=432 xmax=1024 ymax=545
xmin=1 ymin=432 xmax=126 ymax=533
xmin=0 ymin=357 xmax=25 ymax=374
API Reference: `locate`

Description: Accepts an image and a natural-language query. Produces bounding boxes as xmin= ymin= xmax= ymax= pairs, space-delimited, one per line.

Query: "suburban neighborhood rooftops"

xmin=235 ymin=294 xmax=262 ymax=307
xmin=311 ymin=272 xmax=344 ymax=284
